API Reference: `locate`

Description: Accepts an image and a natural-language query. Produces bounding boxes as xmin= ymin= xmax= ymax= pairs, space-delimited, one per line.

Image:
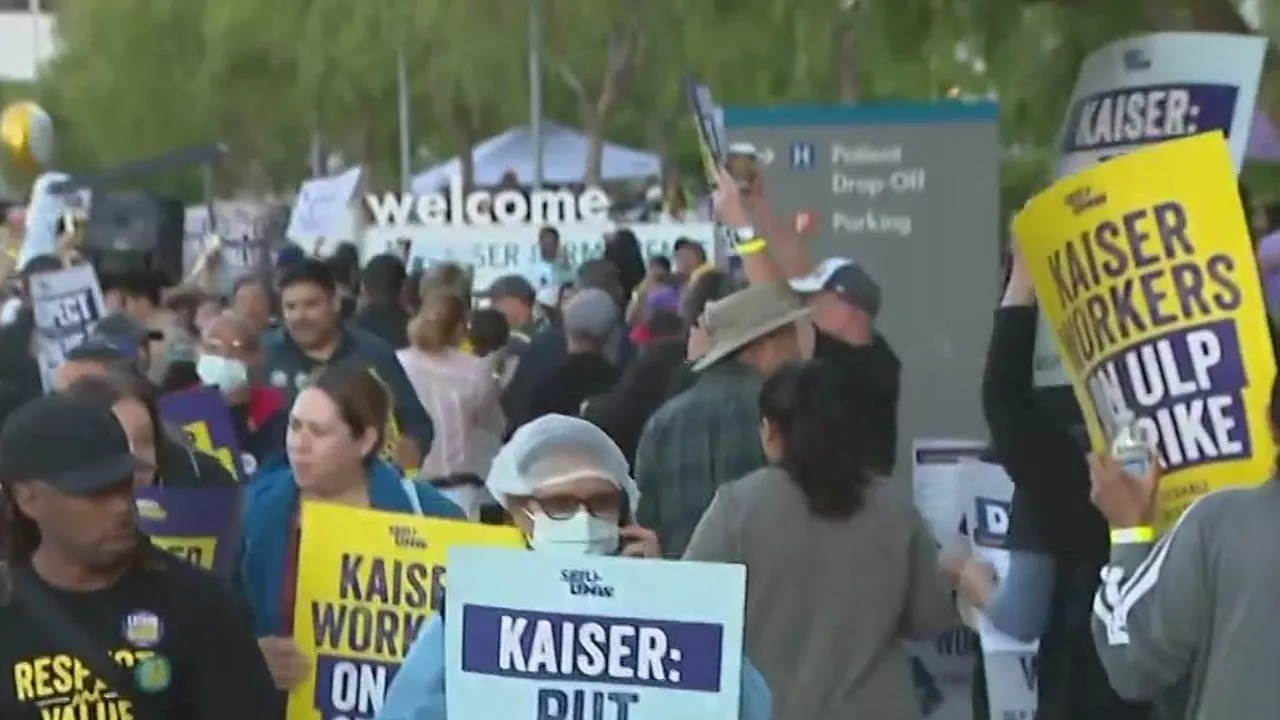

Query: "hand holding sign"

xmin=1002 ymin=242 xmax=1034 ymax=306
xmin=259 ymin=637 xmax=310 ymax=690
xmin=711 ymin=165 xmax=751 ymax=230
xmin=956 ymin=557 xmax=998 ymax=609
xmin=618 ymin=524 xmax=661 ymax=558
xmin=1088 ymin=452 xmax=1160 ymax=528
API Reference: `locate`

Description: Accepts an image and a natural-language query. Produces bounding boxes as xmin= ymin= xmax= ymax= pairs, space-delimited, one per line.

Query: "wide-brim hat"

xmin=691 ymin=282 xmax=811 ymax=372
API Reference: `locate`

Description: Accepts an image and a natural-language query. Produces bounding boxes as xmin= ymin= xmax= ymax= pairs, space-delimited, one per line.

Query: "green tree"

xmin=38 ymin=0 xmax=215 ymax=196
xmin=408 ymin=0 xmax=527 ymax=191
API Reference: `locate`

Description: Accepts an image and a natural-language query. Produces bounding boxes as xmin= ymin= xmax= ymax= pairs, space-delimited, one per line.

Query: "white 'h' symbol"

xmin=791 ymin=143 xmax=814 ymax=169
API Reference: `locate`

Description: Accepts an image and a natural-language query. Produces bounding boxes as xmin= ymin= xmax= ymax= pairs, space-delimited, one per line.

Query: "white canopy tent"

xmin=410 ymin=121 xmax=660 ymax=193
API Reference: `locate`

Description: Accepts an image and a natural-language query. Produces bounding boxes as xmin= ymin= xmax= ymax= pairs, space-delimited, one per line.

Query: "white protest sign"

xmin=183 ymin=200 xmax=272 ymax=286
xmin=287 ymin=167 xmax=363 ymax=241
xmin=960 ymin=459 xmax=1039 ymax=720
xmin=355 ymin=222 xmax=718 ymax=294
xmin=445 ymin=547 xmax=745 ymax=720
xmin=904 ymin=437 xmax=987 ymax=720
xmin=30 ymin=263 xmax=106 ymax=390
xmin=911 ymin=438 xmax=988 ymax=551
xmin=1033 ymin=32 xmax=1267 ymax=387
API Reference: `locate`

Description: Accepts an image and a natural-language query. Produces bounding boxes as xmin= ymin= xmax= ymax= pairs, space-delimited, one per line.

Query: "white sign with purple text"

xmin=1033 ymin=32 xmax=1267 ymax=387
xmin=445 ymin=547 xmax=746 ymax=720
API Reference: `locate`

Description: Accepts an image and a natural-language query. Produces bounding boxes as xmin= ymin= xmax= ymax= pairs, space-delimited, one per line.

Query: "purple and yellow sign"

xmin=1013 ymin=132 xmax=1277 ymax=527
xmin=159 ymin=386 xmax=245 ymax=480
xmin=135 ymin=485 xmax=242 ymax=576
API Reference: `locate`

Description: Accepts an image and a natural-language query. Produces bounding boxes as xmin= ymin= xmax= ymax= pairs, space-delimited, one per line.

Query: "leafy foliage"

xmin=11 ymin=0 xmax=1280 ymax=202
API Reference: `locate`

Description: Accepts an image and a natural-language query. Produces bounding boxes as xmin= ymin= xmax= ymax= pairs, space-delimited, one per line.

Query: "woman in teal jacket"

xmin=238 ymin=364 xmax=463 ymax=691
xmin=377 ymin=415 xmax=771 ymax=720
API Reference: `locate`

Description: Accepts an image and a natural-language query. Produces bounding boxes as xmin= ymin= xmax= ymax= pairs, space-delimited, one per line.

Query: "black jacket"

xmin=351 ymin=300 xmax=410 ymax=351
xmin=0 ymin=312 xmax=42 ymax=403
xmin=981 ymin=306 xmax=1106 ymax=562
xmin=583 ymin=336 xmax=687 ymax=465
xmin=812 ymin=330 xmax=901 ymax=475
xmin=502 ymin=326 xmax=567 ymax=433
xmin=982 ymin=307 xmax=1152 ymax=720
xmin=526 ymin=351 xmax=619 ymax=423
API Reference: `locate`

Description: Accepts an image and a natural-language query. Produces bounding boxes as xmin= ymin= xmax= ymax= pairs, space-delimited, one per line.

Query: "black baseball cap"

xmin=789 ymin=257 xmax=882 ymax=318
xmin=0 ymin=394 xmax=142 ymax=494
xmin=68 ymin=314 xmax=162 ymax=362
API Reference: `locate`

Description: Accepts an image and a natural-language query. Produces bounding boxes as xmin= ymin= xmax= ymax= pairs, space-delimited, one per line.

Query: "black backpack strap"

xmin=10 ymin=567 xmax=147 ymax=711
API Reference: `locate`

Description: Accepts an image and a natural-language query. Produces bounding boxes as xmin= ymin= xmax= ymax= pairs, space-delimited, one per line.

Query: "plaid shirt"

xmin=634 ymin=360 xmax=766 ymax=557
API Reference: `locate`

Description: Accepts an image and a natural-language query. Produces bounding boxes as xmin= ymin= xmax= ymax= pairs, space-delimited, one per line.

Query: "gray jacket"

xmin=684 ymin=468 xmax=955 ymax=720
xmin=1091 ymin=480 xmax=1280 ymax=718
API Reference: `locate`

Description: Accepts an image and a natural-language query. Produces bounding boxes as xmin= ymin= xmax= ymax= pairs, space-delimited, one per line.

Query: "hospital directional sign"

xmin=723 ymin=102 xmax=1001 ymax=481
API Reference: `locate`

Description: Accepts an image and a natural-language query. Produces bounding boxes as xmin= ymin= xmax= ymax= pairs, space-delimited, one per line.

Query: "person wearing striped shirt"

xmin=1089 ymin=378 xmax=1280 ymax=717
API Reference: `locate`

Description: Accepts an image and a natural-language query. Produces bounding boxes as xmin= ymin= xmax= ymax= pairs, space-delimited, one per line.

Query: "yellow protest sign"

xmin=1013 ymin=132 xmax=1277 ymax=527
xmin=286 ymin=503 xmax=525 ymax=720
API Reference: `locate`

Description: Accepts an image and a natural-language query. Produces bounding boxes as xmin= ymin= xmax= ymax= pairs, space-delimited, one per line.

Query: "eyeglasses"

xmin=526 ymin=493 xmax=621 ymax=520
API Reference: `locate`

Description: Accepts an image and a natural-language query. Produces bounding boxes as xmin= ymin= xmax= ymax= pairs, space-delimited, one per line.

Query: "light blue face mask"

xmin=525 ymin=506 xmax=619 ymax=556
xmin=196 ymin=354 xmax=249 ymax=393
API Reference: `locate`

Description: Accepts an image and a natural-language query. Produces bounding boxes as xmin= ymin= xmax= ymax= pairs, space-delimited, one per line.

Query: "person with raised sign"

xmin=238 ymin=363 xmax=462 ymax=697
xmin=1088 ymin=378 xmax=1280 ymax=717
xmin=377 ymin=414 xmax=772 ymax=720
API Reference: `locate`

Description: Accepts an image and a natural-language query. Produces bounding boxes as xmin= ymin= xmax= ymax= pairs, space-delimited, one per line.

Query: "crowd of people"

xmin=0 ymin=164 xmax=1274 ymax=720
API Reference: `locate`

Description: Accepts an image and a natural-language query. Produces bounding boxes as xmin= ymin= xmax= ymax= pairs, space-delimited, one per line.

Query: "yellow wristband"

xmin=1109 ymin=526 xmax=1155 ymax=545
xmin=736 ymin=239 xmax=768 ymax=256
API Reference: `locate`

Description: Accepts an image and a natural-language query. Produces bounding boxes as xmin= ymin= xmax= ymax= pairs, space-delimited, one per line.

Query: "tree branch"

xmin=554 ymin=58 xmax=589 ymax=103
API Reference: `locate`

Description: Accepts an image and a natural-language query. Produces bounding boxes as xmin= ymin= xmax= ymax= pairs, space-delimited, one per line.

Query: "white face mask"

xmin=197 ymin=354 xmax=249 ymax=394
xmin=527 ymin=507 xmax=618 ymax=556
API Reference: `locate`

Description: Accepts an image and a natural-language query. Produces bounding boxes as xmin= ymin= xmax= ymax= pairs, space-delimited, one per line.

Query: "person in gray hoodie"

xmin=1089 ymin=372 xmax=1280 ymax=717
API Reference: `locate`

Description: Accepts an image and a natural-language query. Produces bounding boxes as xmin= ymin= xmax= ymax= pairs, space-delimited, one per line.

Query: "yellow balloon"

xmin=0 ymin=101 xmax=54 ymax=174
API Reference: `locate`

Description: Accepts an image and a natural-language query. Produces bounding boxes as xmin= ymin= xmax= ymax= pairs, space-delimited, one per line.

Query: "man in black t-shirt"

xmin=0 ymin=394 xmax=275 ymax=719
xmin=789 ymin=257 xmax=902 ymax=474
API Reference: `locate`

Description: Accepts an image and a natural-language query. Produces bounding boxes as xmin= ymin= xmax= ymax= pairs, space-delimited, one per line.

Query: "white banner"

xmin=347 ymin=221 xmax=718 ymax=294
